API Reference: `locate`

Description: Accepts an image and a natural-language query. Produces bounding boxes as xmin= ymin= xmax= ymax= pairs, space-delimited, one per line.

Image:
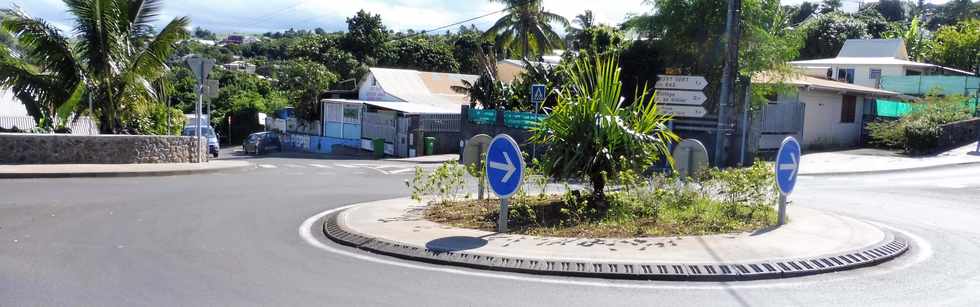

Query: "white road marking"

xmin=283 ymin=164 xmax=304 ymax=168
xmin=299 ymin=206 xmax=932 ymax=290
xmin=335 ymin=164 xmax=358 ymax=168
xmin=309 ymin=164 xmax=332 ymax=168
xmin=258 ymin=164 xmax=277 ymax=169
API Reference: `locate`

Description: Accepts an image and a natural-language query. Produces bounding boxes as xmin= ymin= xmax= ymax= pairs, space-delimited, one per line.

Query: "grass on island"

xmin=425 ymin=191 xmax=778 ymax=238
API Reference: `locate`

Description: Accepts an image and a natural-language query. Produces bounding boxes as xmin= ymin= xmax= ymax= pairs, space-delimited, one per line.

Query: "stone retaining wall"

xmin=0 ymin=133 xmax=207 ymax=164
xmin=937 ymin=118 xmax=980 ymax=151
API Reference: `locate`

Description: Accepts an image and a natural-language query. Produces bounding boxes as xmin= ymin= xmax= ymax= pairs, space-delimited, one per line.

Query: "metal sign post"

xmin=530 ymin=84 xmax=545 ymax=158
xmin=186 ymin=56 xmax=215 ymax=163
xmin=485 ymin=134 xmax=525 ymax=232
xmin=775 ymin=136 xmax=801 ymax=226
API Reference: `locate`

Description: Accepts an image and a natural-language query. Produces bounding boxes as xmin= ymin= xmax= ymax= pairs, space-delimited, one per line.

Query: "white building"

xmin=757 ymin=74 xmax=903 ymax=149
xmin=222 ymin=60 xmax=256 ymax=74
xmin=789 ymin=39 xmax=972 ymax=89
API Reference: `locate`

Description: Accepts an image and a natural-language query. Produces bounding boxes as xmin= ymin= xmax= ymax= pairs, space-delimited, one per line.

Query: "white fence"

xmin=0 ymin=116 xmax=99 ymax=135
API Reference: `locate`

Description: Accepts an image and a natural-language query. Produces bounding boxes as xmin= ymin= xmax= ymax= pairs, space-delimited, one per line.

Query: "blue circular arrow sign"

xmin=485 ymin=134 xmax=525 ymax=198
xmin=775 ymin=136 xmax=802 ymax=195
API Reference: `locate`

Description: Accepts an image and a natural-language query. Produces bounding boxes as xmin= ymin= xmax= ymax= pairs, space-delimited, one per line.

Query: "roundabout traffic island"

xmin=322 ymin=197 xmax=909 ymax=281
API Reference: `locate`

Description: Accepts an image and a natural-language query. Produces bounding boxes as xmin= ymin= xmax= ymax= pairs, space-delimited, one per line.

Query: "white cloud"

xmin=4 ymin=0 xmax=955 ymax=36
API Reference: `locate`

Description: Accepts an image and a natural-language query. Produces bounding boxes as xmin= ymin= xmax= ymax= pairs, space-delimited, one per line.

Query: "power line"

xmin=278 ymin=0 xmax=529 ymax=41
xmin=387 ymin=8 xmax=510 ymax=42
xmin=242 ymin=0 xmax=317 ymax=26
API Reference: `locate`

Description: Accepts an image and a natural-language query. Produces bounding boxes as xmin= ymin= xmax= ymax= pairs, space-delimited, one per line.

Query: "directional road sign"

xmin=531 ymin=84 xmax=546 ymax=108
xmin=659 ymin=105 xmax=708 ymax=118
xmin=775 ymin=136 xmax=801 ymax=195
xmin=485 ymin=134 xmax=525 ymax=198
xmin=654 ymin=90 xmax=708 ymax=105
xmin=654 ymin=75 xmax=708 ymax=91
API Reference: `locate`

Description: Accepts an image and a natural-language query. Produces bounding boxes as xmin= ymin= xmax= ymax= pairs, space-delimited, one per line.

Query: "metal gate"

xmin=362 ymin=111 xmax=397 ymax=143
xmin=759 ymin=102 xmax=805 ymax=150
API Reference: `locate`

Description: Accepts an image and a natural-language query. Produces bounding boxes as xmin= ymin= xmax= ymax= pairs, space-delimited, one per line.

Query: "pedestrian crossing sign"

xmin=531 ymin=84 xmax=546 ymax=104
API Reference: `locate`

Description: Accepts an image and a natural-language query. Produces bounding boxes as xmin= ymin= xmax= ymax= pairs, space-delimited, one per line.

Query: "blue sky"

xmin=9 ymin=0 xmax=952 ymax=35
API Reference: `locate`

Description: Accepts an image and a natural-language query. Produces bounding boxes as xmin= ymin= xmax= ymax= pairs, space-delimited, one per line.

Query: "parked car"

xmin=243 ymin=132 xmax=282 ymax=155
xmin=182 ymin=126 xmax=220 ymax=158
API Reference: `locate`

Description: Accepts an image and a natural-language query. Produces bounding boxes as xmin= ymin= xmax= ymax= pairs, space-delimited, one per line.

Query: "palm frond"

xmin=1 ymin=7 xmax=80 ymax=83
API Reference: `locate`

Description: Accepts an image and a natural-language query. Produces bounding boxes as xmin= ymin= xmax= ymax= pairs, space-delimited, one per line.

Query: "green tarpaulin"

xmin=876 ymin=98 xmax=979 ymax=117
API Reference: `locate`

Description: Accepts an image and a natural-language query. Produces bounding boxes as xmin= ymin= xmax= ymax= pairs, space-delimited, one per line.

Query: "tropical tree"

xmin=275 ymin=60 xmax=337 ymax=121
xmin=343 ymin=10 xmax=389 ymax=62
xmin=927 ymin=18 xmax=980 ymax=75
xmin=451 ymin=49 xmax=508 ymax=109
xmin=798 ymin=12 xmax=869 ymax=59
xmin=530 ymin=55 xmax=679 ymax=213
xmin=885 ymin=16 xmax=928 ymax=61
xmin=483 ymin=0 xmax=569 ymax=59
xmin=1 ymin=0 xmax=190 ymax=134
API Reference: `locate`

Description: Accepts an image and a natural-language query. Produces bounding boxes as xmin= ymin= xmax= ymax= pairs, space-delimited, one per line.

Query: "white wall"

xmin=825 ymin=64 xmax=908 ymax=88
xmin=357 ymin=74 xmax=400 ymax=102
xmin=791 ymin=90 xmax=865 ymax=149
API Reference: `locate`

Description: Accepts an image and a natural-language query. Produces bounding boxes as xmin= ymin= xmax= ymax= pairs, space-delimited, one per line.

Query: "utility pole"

xmin=715 ymin=0 xmax=743 ymax=167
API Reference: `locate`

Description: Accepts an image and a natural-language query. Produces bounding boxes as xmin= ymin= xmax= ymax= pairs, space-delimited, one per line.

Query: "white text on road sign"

xmin=654 ymin=90 xmax=708 ymax=105
xmin=654 ymin=75 xmax=708 ymax=90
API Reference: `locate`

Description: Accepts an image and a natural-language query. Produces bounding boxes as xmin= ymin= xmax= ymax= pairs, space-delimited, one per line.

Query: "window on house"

xmin=343 ymin=105 xmax=361 ymax=123
xmin=841 ymin=95 xmax=856 ymax=123
xmin=837 ymin=68 xmax=855 ymax=84
xmin=869 ymin=68 xmax=882 ymax=80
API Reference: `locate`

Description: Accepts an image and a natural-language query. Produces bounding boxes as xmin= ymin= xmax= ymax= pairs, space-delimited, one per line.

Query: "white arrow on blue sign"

xmin=775 ymin=136 xmax=801 ymax=195
xmin=531 ymin=84 xmax=546 ymax=104
xmin=485 ymin=134 xmax=525 ymax=198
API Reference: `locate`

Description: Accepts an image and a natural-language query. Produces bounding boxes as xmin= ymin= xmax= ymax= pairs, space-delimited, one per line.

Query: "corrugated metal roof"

xmin=367 ymin=67 xmax=477 ymax=108
xmin=837 ymin=39 xmax=907 ymax=59
xmin=789 ymin=57 xmax=933 ymax=67
xmin=754 ymin=73 xmax=901 ymax=97
xmin=323 ymin=99 xmax=458 ymax=114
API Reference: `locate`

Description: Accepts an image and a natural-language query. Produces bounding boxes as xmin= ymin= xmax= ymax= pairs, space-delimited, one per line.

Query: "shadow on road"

xmin=968 ymin=151 xmax=980 ymax=157
xmin=425 ymin=236 xmax=489 ymax=253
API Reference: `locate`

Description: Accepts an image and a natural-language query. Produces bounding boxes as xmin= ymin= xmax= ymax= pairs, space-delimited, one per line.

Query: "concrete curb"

xmin=322 ymin=207 xmax=909 ymax=281
xmin=800 ymin=160 xmax=980 ymax=177
xmin=0 ymin=162 xmax=254 ymax=179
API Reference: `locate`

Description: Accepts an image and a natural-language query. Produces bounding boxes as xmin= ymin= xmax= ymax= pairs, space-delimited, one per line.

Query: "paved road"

xmin=2 ymin=150 xmax=979 ymax=306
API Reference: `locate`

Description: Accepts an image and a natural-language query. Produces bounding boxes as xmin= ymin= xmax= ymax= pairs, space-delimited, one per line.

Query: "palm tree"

xmin=530 ymin=54 xmax=678 ymax=212
xmin=451 ymin=49 xmax=508 ymax=109
xmin=0 ymin=0 xmax=189 ymax=133
xmin=484 ymin=0 xmax=569 ymax=59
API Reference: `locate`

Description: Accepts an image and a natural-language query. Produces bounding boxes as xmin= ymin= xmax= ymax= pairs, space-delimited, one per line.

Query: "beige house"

xmin=495 ymin=59 xmax=559 ymax=83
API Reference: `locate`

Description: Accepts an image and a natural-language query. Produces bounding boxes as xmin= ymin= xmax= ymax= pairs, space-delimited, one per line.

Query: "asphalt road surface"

xmin=2 ymin=150 xmax=979 ymax=306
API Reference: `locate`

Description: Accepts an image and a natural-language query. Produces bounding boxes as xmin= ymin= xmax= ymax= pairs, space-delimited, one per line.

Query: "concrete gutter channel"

xmin=0 ymin=161 xmax=254 ymax=179
xmin=322 ymin=200 xmax=910 ymax=282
